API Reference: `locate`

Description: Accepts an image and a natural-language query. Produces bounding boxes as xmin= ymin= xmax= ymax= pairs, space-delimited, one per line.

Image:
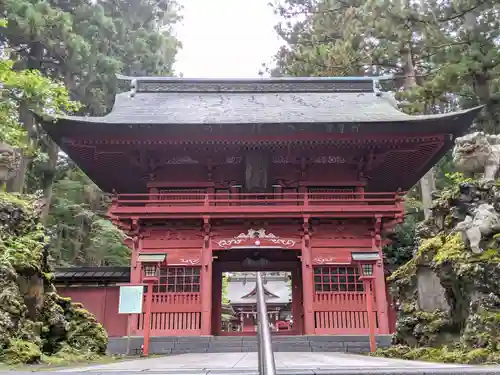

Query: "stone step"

xmin=107 ymin=334 xmax=392 ymax=355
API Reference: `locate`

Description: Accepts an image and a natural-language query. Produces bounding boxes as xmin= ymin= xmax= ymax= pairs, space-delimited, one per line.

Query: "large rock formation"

xmin=0 ymin=192 xmax=107 ymax=365
xmin=378 ymin=133 xmax=500 ymax=364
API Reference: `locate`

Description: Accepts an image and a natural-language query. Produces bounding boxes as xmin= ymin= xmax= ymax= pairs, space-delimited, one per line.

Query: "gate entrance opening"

xmin=211 ymin=248 xmax=303 ymax=336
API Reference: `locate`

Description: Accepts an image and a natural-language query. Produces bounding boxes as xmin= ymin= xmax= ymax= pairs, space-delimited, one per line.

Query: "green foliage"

xmin=1 ymin=0 xmax=180 ymax=267
xmin=221 ymin=273 xmax=230 ymax=304
xmin=443 ymin=172 xmax=474 ymax=186
xmin=2 ymin=0 xmax=180 ymax=116
xmin=287 ymin=0 xmax=495 ymax=122
xmin=47 ymin=164 xmax=130 ymax=266
xmin=0 ymin=22 xmax=79 ymax=149
xmin=383 ymin=215 xmax=417 ymax=269
xmin=268 ymin=0 xmax=500 ymax=176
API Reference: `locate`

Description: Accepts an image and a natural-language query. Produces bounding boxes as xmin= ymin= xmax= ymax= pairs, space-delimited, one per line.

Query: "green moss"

xmin=477 ymin=248 xmax=500 ymax=263
xmin=375 ymin=345 xmax=498 ymax=364
xmin=41 ymin=344 xmax=100 ymax=365
xmin=432 ymin=234 xmax=466 ymax=265
xmin=1 ymin=339 xmax=42 ymax=365
xmin=387 ymin=258 xmax=416 ymax=283
xmin=0 ymin=193 xmax=108 ymax=364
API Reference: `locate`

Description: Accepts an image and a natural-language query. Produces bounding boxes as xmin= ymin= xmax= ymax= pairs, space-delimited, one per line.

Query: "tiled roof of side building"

xmin=54 ymin=266 xmax=131 ymax=283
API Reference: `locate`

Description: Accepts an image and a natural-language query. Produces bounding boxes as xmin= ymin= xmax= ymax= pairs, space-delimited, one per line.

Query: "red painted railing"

xmin=313 ymin=292 xmax=378 ymax=334
xmin=110 ymin=192 xmax=404 ymax=218
xmin=137 ymin=292 xmax=202 ymax=335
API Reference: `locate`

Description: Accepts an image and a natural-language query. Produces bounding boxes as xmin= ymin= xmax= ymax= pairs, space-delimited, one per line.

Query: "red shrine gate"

xmin=120 ymin=214 xmax=401 ymax=337
xmin=41 ymin=76 xmax=481 ymax=339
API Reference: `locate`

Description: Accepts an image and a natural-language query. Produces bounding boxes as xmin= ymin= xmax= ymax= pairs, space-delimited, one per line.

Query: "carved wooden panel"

xmin=142 ymin=228 xmax=203 ymax=250
xmin=311 ymin=248 xmax=352 ymax=265
xmin=312 ymin=222 xmax=372 ymax=240
xmin=164 ymin=249 xmax=202 ymax=266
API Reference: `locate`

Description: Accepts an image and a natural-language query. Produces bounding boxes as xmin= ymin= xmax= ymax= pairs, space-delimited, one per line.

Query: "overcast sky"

xmin=173 ymin=0 xmax=284 ymax=78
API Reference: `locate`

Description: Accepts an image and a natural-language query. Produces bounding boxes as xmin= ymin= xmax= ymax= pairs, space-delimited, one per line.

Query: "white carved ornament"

xmin=179 ymin=258 xmax=200 ymax=265
xmin=216 ymin=228 xmax=296 ymax=248
xmin=166 ymin=156 xmax=198 ymax=165
xmin=312 ymin=256 xmax=337 ymax=264
xmin=313 ymin=156 xmax=346 ymax=164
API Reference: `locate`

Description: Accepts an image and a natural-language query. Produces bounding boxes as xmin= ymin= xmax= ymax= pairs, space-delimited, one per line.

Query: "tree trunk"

xmin=6 ymin=148 xmax=28 ymax=192
xmin=420 ymin=169 xmax=436 ymax=220
xmin=40 ymin=139 xmax=59 ymax=222
xmin=463 ymin=11 xmax=494 ymax=132
xmin=401 ymin=43 xmax=436 ymax=220
xmin=8 ymin=42 xmax=44 ymax=193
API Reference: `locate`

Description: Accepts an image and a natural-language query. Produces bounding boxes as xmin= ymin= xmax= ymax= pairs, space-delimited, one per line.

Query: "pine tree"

xmin=1 ymin=0 xmax=181 ymax=265
xmin=269 ymin=0 xmax=500 ymax=218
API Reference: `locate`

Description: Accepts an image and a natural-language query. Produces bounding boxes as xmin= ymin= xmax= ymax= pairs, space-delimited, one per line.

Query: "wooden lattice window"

xmin=313 ymin=266 xmax=364 ymax=292
xmin=153 ymin=267 xmax=201 ymax=293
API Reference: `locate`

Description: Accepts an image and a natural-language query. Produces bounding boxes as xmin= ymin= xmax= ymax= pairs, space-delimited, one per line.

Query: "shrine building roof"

xmin=38 ymin=76 xmax=483 ymax=194
xmin=226 ymin=273 xmax=291 ymax=305
xmin=41 ymin=76 xmax=482 ymax=137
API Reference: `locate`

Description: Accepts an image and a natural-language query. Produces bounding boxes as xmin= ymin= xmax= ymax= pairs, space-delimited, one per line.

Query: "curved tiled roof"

xmin=59 ymin=91 xmax=413 ymax=125
xmin=52 ymin=90 xmax=480 ymax=127
xmin=41 ymin=76 xmax=481 ymax=128
xmin=38 ymin=76 xmax=483 ymax=193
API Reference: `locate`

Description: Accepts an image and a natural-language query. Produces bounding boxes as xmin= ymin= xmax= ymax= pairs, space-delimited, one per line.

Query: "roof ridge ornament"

xmin=116 ymin=74 xmax=138 ymax=97
xmin=130 ymin=78 xmax=137 ymax=98
xmin=115 ymin=74 xmax=395 ymax=94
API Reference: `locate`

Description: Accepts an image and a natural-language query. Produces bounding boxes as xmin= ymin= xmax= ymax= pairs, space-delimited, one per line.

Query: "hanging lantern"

xmin=361 ymin=263 xmax=374 ymax=277
xmin=138 ymin=252 xmax=167 ymax=282
xmin=144 ymin=264 xmax=159 ymax=278
xmin=351 ymin=252 xmax=380 ymax=280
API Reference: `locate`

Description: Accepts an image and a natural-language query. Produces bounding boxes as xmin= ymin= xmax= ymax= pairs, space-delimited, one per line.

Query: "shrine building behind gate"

xmin=42 ymin=76 xmax=481 ymax=339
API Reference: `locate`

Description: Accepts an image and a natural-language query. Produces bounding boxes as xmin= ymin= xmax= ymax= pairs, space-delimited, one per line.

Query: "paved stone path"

xmin=58 ymin=352 xmax=481 ymax=373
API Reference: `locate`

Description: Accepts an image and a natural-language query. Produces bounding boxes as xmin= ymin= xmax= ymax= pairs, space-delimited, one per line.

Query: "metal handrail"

xmin=256 ymin=272 xmax=276 ymax=375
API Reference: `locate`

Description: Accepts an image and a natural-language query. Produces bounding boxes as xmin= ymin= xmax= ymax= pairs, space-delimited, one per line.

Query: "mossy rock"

xmin=0 ymin=193 xmax=108 ymax=364
xmin=385 ymin=178 xmax=500 ymax=363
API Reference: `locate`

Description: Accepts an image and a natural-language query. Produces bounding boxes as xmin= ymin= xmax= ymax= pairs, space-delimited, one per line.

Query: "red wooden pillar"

xmin=212 ymin=271 xmax=223 ymax=335
xmin=291 ymin=267 xmax=303 ymax=334
xmin=373 ymin=261 xmax=390 ymax=333
xmin=200 ymin=219 xmax=213 ymax=335
xmin=371 ymin=215 xmax=390 ymax=334
xmin=128 ymin=231 xmax=142 ymax=336
xmin=301 ymin=217 xmax=315 ymax=334
xmin=364 ymin=279 xmax=377 ymax=352
xmin=142 ymin=281 xmax=154 ymax=356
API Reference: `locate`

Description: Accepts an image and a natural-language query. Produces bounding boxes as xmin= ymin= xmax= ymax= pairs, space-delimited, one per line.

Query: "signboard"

xmin=118 ymin=285 xmax=144 ymax=314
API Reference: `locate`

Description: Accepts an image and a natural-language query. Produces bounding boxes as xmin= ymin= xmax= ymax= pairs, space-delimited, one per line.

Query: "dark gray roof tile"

xmin=60 ymin=91 xmax=441 ymax=125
